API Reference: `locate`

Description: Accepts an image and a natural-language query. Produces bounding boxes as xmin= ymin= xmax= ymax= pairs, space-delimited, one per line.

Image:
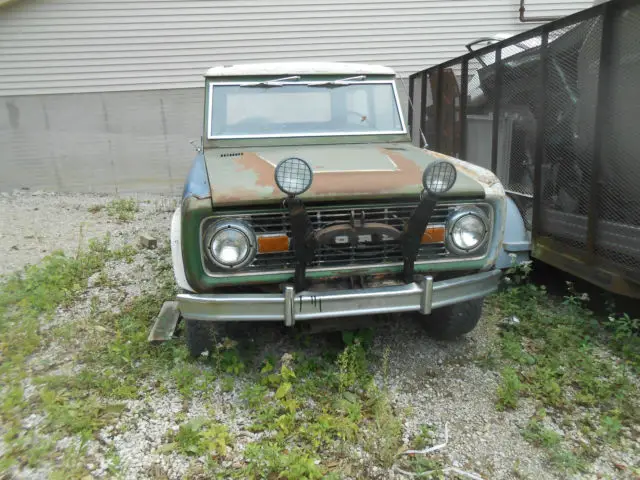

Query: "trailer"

xmin=408 ymin=0 xmax=640 ymax=298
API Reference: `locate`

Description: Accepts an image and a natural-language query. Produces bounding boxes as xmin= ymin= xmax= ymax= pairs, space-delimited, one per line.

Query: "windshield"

xmin=207 ymin=81 xmax=405 ymax=139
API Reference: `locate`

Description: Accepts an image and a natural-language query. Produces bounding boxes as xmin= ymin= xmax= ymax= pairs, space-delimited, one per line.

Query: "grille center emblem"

xmin=316 ymin=210 xmax=401 ymax=247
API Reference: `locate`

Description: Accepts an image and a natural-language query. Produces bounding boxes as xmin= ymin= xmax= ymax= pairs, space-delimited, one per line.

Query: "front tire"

xmin=417 ymin=299 xmax=483 ymax=340
xmin=185 ymin=319 xmax=216 ymax=358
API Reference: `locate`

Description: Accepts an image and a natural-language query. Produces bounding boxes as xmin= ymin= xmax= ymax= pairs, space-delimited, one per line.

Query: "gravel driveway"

xmin=0 ymin=190 xmax=637 ymax=480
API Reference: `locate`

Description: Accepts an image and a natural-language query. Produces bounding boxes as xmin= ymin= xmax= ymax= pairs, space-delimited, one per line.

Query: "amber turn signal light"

xmin=421 ymin=225 xmax=445 ymax=244
xmin=257 ymin=234 xmax=290 ymax=253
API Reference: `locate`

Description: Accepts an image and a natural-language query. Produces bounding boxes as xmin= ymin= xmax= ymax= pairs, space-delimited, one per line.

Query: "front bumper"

xmin=177 ymin=269 xmax=501 ymax=326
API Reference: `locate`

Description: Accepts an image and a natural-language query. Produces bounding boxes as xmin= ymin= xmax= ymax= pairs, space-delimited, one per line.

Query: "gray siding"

xmin=1 ymin=0 xmax=593 ymax=96
xmin=0 ymin=0 xmax=594 ymax=193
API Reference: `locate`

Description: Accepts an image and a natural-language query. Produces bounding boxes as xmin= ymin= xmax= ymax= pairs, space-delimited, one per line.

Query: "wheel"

xmin=185 ymin=319 xmax=216 ymax=358
xmin=417 ymin=299 xmax=483 ymax=340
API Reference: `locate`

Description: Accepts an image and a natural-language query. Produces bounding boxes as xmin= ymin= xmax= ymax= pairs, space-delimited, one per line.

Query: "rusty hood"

xmin=204 ymin=143 xmax=487 ymax=206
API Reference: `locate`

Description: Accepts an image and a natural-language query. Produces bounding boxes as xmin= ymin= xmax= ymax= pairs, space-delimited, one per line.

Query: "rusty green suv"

xmin=167 ymin=62 xmax=506 ymax=357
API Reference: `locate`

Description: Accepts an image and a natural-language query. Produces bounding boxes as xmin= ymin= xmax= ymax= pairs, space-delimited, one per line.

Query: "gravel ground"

xmin=0 ymin=190 xmax=637 ymax=480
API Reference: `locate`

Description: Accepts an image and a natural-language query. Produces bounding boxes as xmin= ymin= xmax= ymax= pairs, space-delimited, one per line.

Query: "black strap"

xmin=287 ymin=197 xmax=316 ymax=291
xmin=400 ymin=194 xmax=438 ymax=283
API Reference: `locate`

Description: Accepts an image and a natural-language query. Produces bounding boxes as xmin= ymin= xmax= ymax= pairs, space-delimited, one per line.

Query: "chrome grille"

xmin=204 ymin=202 xmax=488 ymax=273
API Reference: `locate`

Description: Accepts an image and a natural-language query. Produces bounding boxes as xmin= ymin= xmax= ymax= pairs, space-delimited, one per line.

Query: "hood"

xmin=204 ymin=143 xmax=486 ymax=206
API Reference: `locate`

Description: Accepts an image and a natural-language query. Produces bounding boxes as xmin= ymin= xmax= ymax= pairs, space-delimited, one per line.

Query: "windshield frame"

xmin=205 ymin=79 xmax=407 ymax=140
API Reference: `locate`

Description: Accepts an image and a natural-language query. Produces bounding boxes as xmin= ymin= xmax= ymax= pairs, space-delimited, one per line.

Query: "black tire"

xmin=185 ymin=319 xmax=217 ymax=358
xmin=417 ymin=299 xmax=483 ymax=340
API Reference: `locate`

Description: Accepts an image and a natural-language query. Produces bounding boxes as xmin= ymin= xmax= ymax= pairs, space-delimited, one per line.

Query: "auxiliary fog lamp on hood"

xmin=274 ymin=157 xmax=314 ymax=196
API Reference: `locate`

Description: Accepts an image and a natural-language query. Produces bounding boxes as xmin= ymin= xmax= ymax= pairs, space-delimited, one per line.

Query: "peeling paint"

xmin=425 ymin=149 xmax=504 ymax=199
xmin=206 ymin=142 xmax=487 ymax=205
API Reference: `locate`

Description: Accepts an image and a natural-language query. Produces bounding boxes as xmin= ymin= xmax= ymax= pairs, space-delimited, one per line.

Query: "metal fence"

xmin=408 ymin=0 xmax=640 ymax=296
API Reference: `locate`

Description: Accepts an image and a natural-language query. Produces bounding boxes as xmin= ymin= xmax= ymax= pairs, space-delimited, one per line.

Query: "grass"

xmin=105 ymin=198 xmax=139 ymax=222
xmin=212 ymin=338 xmax=404 ymax=479
xmin=0 ymin=236 xmax=176 ymax=476
xmin=167 ymin=417 xmax=233 ymax=458
xmin=2 ymin=233 xmax=638 ymax=478
xmin=0 ymin=233 xmax=407 ymax=478
xmin=496 ymin=366 xmax=522 ymax=410
xmin=491 ymin=263 xmax=640 ymax=473
xmin=0 ymin=237 xmax=130 ymax=414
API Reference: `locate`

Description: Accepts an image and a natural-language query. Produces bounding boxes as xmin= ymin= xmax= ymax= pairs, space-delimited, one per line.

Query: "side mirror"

xmin=189 ymin=138 xmax=203 ymax=153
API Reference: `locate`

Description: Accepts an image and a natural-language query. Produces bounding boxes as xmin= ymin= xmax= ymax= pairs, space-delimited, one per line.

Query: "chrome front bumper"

xmin=177 ymin=270 xmax=501 ymax=326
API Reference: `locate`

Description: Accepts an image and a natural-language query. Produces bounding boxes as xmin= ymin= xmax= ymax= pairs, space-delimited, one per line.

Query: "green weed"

xmin=362 ymin=383 xmax=403 ymax=468
xmin=522 ymin=418 xmax=562 ymax=449
xmin=40 ymin=388 xmax=125 ymax=438
xmin=87 ymin=204 xmax=104 ymax=214
xmin=496 ymin=367 xmax=522 ymax=410
xmin=337 ymin=339 xmax=367 ymax=393
xmin=492 ymin=271 xmax=640 ymax=473
xmin=412 ymin=424 xmax=435 ymax=450
xmin=105 ymin=198 xmax=139 ymax=222
xmin=0 ymin=237 xmax=120 ymax=423
xmin=0 ymin=236 xmax=180 ymax=474
xmin=169 ymin=417 xmax=233 ymax=458
xmin=241 ymin=442 xmax=324 ymax=480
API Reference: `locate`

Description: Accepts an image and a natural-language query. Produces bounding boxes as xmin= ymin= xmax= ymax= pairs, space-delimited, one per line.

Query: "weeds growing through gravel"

xmin=1 ymin=234 xmax=409 ymax=478
xmin=202 ymin=335 xmax=405 ymax=479
xmin=3 ymin=233 xmax=638 ymax=478
xmin=105 ymin=198 xmax=139 ymax=222
xmin=0 ymin=236 xmax=144 ymax=471
xmin=492 ymin=262 xmax=640 ymax=474
xmin=168 ymin=417 xmax=233 ymax=457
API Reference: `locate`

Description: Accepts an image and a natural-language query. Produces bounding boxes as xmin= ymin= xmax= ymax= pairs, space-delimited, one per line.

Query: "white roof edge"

xmin=205 ymin=62 xmax=396 ymax=77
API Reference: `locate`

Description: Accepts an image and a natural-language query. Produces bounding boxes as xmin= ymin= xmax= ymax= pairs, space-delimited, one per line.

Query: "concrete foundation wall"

xmin=1 ymin=81 xmax=410 ymax=194
xmin=1 ymin=88 xmax=203 ymax=194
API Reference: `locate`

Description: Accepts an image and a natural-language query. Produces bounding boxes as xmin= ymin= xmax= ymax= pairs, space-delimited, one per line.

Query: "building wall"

xmin=0 ymin=88 xmax=202 ymax=194
xmin=0 ymin=82 xmax=411 ymax=193
xmin=0 ymin=0 xmax=594 ymax=193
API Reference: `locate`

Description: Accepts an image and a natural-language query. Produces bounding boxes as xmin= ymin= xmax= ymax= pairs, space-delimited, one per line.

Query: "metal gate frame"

xmin=408 ymin=0 xmax=640 ymax=298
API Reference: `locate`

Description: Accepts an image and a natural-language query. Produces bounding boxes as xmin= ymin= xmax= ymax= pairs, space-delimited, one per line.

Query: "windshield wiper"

xmin=242 ymin=75 xmax=301 ymax=88
xmin=307 ymin=75 xmax=367 ymax=87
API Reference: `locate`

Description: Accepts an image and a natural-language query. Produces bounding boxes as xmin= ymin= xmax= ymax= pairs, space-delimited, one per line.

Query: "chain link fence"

xmin=408 ymin=0 xmax=640 ymax=294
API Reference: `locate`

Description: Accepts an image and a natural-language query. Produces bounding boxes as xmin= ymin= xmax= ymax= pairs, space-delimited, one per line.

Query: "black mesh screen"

xmin=407 ymin=0 xmax=640 ymax=282
xmin=538 ymin=19 xmax=603 ymax=250
xmin=596 ymin=3 xmax=640 ymax=270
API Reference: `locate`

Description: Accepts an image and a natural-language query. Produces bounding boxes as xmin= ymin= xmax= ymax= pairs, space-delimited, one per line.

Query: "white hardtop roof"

xmin=205 ymin=62 xmax=396 ymax=78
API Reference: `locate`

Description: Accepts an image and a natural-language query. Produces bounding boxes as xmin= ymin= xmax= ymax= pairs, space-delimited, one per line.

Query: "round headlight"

xmin=274 ymin=157 xmax=313 ymax=196
xmin=423 ymin=161 xmax=457 ymax=196
xmin=205 ymin=220 xmax=256 ymax=270
xmin=446 ymin=208 xmax=489 ymax=254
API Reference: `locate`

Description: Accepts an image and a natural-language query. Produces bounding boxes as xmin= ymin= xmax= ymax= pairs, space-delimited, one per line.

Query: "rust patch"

xmin=229 ymin=148 xmax=423 ymax=197
xmin=235 ymin=151 xmax=276 ymax=185
xmin=213 ymin=186 xmax=270 ymax=204
xmin=426 ymin=149 xmax=498 ymax=187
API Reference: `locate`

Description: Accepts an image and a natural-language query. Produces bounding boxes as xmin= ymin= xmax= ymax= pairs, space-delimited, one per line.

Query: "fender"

xmin=171 ymin=207 xmax=195 ymax=292
xmin=496 ymin=195 xmax=531 ymax=269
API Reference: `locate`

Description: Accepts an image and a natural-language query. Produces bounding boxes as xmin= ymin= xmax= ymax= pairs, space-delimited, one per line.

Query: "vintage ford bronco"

xmin=167 ymin=62 xmax=506 ymax=357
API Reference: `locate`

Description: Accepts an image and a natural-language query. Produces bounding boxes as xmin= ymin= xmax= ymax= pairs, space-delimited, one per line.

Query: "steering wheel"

xmin=347 ymin=110 xmax=371 ymax=126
